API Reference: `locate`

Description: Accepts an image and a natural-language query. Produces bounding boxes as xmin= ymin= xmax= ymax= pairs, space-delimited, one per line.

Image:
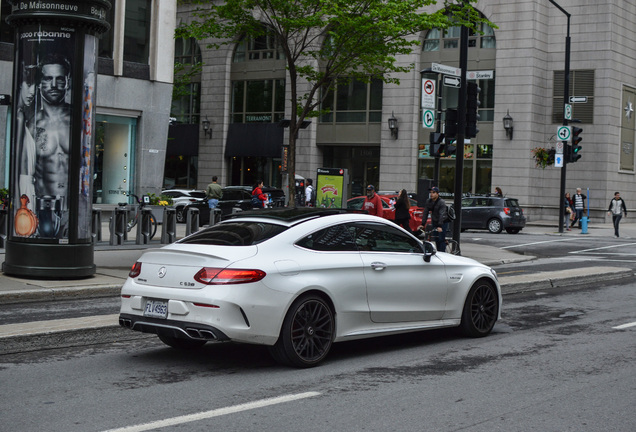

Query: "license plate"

xmin=144 ymin=299 xmax=168 ymax=319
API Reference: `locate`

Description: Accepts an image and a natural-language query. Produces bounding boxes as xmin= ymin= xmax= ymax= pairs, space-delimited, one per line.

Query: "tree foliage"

xmin=177 ymin=0 xmax=491 ymax=205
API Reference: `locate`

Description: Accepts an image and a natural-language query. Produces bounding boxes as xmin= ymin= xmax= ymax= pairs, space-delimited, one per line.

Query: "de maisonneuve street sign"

xmin=431 ymin=62 xmax=461 ymax=77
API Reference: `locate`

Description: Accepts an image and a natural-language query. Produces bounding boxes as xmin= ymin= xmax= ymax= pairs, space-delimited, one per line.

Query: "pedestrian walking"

xmin=305 ymin=179 xmax=315 ymax=207
xmin=571 ymin=188 xmax=586 ymax=228
xmin=362 ymin=185 xmax=383 ymax=217
xmin=205 ymin=176 xmax=223 ymax=209
xmin=251 ymin=180 xmax=268 ymax=208
xmin=607 ymin=191 xmax=628 ymax=238
xmin=422 ymin=186 xmax=447 ymax=252
xmin=393 ymin=189 xmax=411 ymax=233
xmin=564 ymin=192 xmax=574 ymax=231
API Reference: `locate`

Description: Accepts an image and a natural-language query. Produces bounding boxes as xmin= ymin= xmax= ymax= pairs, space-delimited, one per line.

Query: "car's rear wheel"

xmin=460 ymin=279 xmax=498 ymax=337
xmin=487 ymin=218 xmax=503 ymax=234
xmin=269 ymin=295 xmax=334 ymax=368
xmin=158 ymin=334 xmax=207 ymax=349
xmin=505 ymin=228 xmax=520 ymax=234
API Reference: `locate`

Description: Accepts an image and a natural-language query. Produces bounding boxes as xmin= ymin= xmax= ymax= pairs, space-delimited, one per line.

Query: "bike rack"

xmin=136 ymin=208 xmax=153 ymax=245
xmin=110 ymin=207 xmax=128 ymax=245
xmin=161 ymin=207 xmax=177 ymax=244
xmin=91 ymin=208 xmax=102 ymax=243
xmin=186 ymin=207 xmax=199 ymax=236
xmin=0 ymin=208 xmax=7 ymax=248
xmin=211 ymin=208 xmax=222 ymax=226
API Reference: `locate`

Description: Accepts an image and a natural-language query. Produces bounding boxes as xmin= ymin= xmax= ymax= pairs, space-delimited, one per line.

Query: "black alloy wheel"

xmin=269 ymin=295 xmax=334 ymax=368
xmin=460 ymin=280 xmax=498 ymax=337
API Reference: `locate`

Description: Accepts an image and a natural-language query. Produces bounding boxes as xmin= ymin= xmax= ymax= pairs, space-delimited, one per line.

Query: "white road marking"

xmin=613 ymin=321 xmax=636 ymax=330
xmin=501 ymin=238 xmax=586 ymax=249
xmin=571 ymin=242 xmax=636 ymax=254
xmin=102 ymin=391 xmax=321 ymax=432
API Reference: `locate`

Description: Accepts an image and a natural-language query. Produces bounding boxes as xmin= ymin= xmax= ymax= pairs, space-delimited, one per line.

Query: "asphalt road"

xmin=1 ymin=279 xmax=634 ymax=432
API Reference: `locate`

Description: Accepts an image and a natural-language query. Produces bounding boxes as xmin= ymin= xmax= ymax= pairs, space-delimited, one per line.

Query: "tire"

xmin=175 ymin=206 xmax=186 ymax=223
xmin=158 ymin=334 xmax=207 ymax=349
xmin=445 ymin=240 xmax=461 ymax=255
xmin=487 ymin=218 xmax=503 ymax=234
xmin=268 ymin=295 xmax=334 ymax=368
xmin=505 ymin=228 xmax=520 ymax=234
xmin=460 ymin=280 xmax=498 ymax=338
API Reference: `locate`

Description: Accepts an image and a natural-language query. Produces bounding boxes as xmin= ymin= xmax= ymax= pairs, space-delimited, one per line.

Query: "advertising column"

xmin=3 ymin=1 xmax=111 ymax=278
xmin=316 ymin=168 xmax=349 ymax=208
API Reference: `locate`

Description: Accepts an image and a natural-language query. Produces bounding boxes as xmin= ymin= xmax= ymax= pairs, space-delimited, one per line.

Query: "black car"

xmin=460 ymin=195 xmax=526 ymax=234
xmin=183 ymin=186 xmax=286 ymax=225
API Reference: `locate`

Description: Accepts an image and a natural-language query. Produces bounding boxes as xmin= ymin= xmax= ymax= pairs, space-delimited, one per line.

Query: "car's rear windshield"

xmin=505 ymin=199 xmax=521 ymax=209
xmin=177 ymin=222 xmax=288 ymax=246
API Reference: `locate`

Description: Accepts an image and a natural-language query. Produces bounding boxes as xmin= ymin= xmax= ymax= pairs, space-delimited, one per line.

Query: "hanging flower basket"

xmin=531 ymin=147 xmax=556 ymax=169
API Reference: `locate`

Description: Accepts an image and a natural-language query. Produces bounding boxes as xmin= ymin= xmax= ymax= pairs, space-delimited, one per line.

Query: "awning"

xmin=167 ymin=124 xmax=199 ymax=157
xmin=225 ymin=123 xmax=284 ymax=158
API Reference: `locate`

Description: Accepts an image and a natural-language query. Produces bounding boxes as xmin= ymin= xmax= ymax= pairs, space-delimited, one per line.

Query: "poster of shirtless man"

xmin=13 ymin=26 xmax=74 ymax=240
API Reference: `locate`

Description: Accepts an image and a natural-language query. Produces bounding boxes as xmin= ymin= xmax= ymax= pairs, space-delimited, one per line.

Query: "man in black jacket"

xmin=423 ymin=186 xmax=447 ymax=252
xmin=607 ymin=191 xmax=628 ymax=238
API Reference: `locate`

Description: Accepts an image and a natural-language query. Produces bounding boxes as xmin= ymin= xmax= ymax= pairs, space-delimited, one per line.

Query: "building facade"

xmin=0 ymin=0 xmax=176 ymax=205
xmin=178 ymin=0 xmax=636 ymax=223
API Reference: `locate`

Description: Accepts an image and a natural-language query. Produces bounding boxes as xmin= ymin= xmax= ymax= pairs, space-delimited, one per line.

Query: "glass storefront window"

xmin=231 ymin=79 xmax=285 ymax=123
xmin=320 ymin=78 xmax=383 ymax=123
xmin=93 ymin=115 xmax=137 ymax=204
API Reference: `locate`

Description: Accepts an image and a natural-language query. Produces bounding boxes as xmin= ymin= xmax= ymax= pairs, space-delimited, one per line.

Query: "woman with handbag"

xmin=252 ymin=180 xmax=268 ymax=209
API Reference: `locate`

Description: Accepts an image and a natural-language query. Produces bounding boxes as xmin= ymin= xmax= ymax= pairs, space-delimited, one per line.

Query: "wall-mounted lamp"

xmin=388 ymin=111 xmax=398 ymax=139
xmin=503 ymin=110 xmax=513 ymax=140
xmin=202 ymin=117 xmax=212 ymax=139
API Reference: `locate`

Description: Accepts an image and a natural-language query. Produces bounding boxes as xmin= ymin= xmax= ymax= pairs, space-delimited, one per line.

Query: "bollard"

xmin=581 ymin=216 xmax=589 ymax=234
xmin=0 ymin=208 xmax=7 ymax=248
xmin=211 ymin=208 xmax=222 ymax=226
xmin=91 ymin=208 xmax=102 ymax=243
xmin=161 ymin=207 xmax=177 ymax=244
xmin=136 ymin=208 xmax=153 ymax=244
xmin=110 ymin=207 xmax=128 ymax=245
xmin=186 ymin=207 xmax=199 ymax=236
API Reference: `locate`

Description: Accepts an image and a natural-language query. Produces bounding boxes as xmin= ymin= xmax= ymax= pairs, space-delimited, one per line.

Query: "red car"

xmin=346 ymin=194 xmax=429 ymax=232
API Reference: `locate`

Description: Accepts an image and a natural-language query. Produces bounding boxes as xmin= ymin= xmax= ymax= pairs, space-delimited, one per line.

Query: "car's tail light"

xmin=504 ymin=207 xmax=510 ymax=215
xmin=194 ymin=267 xmax=266 ymax=285
xmin=129 ymin=262 xmax=142 ymax=278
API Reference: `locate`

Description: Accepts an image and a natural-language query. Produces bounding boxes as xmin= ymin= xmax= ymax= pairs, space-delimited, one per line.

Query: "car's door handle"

xmin=371 ymin=262 xmax=386 ymax=271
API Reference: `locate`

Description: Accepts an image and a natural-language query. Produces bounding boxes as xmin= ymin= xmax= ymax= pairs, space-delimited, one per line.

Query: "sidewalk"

xmin=0 ymin=220 xmax=634 ymax=354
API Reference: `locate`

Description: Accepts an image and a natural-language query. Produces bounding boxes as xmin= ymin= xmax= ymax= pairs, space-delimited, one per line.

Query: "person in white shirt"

xmin=305 ymin=179 xmax=315 ymax=207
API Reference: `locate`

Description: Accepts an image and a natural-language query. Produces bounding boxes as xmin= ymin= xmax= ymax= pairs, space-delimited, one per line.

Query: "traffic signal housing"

xmin=429 ymin=132 xmax=444 ymax=157
xmin=465 ymin=82 xmax=480 ymax=138
xmin=444 ymin=108 xmax=458 ymax=140
xmin=570 ymin=126 xmax=583 ymax=163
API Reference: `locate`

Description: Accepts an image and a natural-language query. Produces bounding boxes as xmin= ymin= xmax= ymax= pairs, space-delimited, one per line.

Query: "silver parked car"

xmin=119 ymin=208 xmax=501 ymax=367
xmin=461 ymin=195 xmax=526 ymax=234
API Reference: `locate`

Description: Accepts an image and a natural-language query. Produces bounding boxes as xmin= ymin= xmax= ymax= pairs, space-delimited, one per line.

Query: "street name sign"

xmin=467 ymin=70 xmax=494 ymax=80
xmin=443 ymin=76 xmax=461 ymax=88
xmin=431 ymin=63 xmax=461 ymax=77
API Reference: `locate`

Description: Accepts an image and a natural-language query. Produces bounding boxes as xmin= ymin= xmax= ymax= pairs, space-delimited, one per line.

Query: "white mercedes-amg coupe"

xmin=119 ymin=208 xmax=501 ymax=367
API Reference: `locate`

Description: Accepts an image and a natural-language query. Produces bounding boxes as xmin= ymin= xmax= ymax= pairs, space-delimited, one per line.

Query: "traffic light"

xmin=429 ymin=132 xmax=444 ymax=157
xmin=570 ymin=126 xmax=583 ymax=163
xmin=465 ymin=82 xmax=480 ymax=138
xmin=548 ymin=148 xmax=556 ymax=165
xmin=444 ymin=109 xmax=458 ymax=139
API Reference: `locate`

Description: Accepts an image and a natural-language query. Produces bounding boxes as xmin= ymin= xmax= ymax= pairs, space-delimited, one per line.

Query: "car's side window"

xmin=347 ymin=198 xmax=364 ymax=210
xmin=295 ymin=224 xmax=358 ymax=252
xmin=462 ymin=198 xmax=474 ymax=207
xmin=347 ymin=222 xmax=422 ymax=253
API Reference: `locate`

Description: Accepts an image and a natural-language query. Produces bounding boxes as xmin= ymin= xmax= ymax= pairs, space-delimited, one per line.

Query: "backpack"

xmin=445 ymin=204 xmax=456 ymax=222
xmin=251 ymin=194 xmax=261 ymax=207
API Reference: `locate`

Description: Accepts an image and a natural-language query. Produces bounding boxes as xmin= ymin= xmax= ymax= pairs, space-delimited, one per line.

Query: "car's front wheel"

xmin=460 ymin=279 xmax=498 ymax=337
xmin=487 ymin=218 xmax=503 ymax=234
xmin=158 ymin=334 xmax=207 ymax=349
xmin=269 ymin=295 xmax=334 ymax=368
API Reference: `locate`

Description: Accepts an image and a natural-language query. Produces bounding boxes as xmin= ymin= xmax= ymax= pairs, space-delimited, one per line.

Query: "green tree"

xmin=178 ymin=0 xmax=489 ymax=206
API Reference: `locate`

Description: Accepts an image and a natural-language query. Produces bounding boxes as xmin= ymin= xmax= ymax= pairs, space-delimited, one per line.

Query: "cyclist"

xmin=421 ymin=186 xmax=447 ymax=252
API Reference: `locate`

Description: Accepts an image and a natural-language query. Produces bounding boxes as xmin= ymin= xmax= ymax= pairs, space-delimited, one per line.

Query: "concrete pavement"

xmin=1 ymin=219 xmax=634 ymax=353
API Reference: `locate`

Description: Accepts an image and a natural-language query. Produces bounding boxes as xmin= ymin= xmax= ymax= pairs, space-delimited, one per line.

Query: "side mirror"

xmin=422 ymin=241 xmax=436 ymax=263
